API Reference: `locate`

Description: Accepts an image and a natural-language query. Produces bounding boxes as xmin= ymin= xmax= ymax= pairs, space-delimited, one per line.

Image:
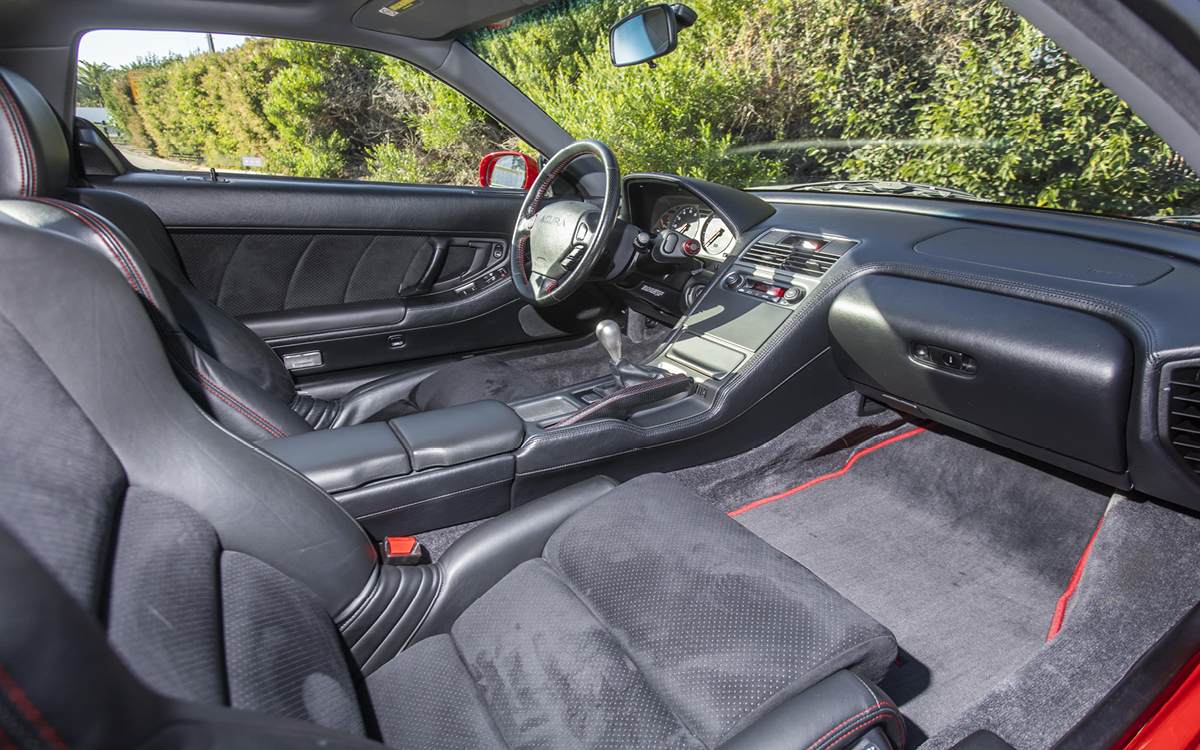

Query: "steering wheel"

xmin=511 ymin=139 xmax=620 ymax=307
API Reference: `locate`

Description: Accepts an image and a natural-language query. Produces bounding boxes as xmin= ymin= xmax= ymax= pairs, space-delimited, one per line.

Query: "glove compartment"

xmin=828 ymin=276 xmax=1133 ymax=475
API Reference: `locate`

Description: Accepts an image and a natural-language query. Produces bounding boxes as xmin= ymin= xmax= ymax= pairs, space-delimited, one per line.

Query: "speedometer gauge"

xmin=700 ymin=216 xmax=735 ymax=257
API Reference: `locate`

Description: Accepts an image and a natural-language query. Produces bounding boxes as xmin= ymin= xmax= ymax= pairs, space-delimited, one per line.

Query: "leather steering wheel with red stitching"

xmin=511 ymin=139 xmax=620 ymax=307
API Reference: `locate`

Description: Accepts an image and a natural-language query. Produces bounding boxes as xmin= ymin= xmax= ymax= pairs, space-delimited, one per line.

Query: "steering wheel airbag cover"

xmin=530 ymin=200 xmax=598 ymax=276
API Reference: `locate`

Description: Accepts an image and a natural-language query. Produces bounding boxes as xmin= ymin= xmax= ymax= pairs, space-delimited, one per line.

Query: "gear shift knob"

xmin=595 ymin=319 xmax=622 ymax=364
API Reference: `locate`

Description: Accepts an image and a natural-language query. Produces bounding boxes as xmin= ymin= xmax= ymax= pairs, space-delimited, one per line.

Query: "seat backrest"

xmin=0 ymin=211 xmax=382 ymax=732
xmin=0 ymin=522 xmax=383 ymax=750
xmin=0 ymin=67 xmax=306 ymax=442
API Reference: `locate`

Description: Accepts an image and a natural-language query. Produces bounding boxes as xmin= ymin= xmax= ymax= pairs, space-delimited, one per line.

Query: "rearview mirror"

xmin=609 ymin=4 xmax=697 ymax=68
xmin=479 ymin=151 xmax=538 ymax=189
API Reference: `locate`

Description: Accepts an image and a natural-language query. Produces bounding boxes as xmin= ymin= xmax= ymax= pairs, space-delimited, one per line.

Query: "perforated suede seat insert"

xmin=367 ymin=474 xmax=897 ymax=749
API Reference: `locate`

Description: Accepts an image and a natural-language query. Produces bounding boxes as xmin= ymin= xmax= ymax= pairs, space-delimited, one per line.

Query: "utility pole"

xmin=206 ymin=33 xmax=215 ymax=52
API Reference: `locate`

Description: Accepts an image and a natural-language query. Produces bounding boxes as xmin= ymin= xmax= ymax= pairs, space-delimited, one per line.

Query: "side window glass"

xmin=76 ymin=31 xmax=524 ymax=185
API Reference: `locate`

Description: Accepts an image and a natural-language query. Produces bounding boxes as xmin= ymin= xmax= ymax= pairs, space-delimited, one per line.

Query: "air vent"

xmin=742 ymin=235 xmax=842 ymax=278
xmin=1167 ymin=367 xmax=1200 ymax=476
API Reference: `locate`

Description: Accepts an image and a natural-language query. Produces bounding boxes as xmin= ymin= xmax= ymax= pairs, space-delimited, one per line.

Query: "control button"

xmin=724 ymin=273 xmax=744 ymax=288
xmin=682 ymin=239 xmax=701 ymax=255
xmin=492 ymin=245 xmax=505 ymax=260
xmin=560 ymin=245 xmax=585 ymax=271
xmin=456 ymin=283 xmax=476 ymax=298
xmin=941 ymin=352 xmax=960 ymax=369
xmin=387 ymin=334 xmax=405 ymax=349
xmin=912 ymin=343 xmax=930 ymax=361
xmin=782 ymin=287 xmax=804 ymax=303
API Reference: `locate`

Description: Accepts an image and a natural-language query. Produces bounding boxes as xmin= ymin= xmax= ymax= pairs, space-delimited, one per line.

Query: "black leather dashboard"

xmin=748 ymin=190 xmax=1200 ymax=512
xmin=501 ymin=178 xmax=1200 ymax=517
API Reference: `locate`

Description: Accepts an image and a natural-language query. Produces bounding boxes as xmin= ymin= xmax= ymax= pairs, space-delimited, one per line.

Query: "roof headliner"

xmin=0 ymin=0 xmax=554 ymax=48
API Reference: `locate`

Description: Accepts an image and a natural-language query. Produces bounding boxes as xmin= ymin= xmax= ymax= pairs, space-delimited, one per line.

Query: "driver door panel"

xmin=90 ymin=171 xmax=565 ymax=375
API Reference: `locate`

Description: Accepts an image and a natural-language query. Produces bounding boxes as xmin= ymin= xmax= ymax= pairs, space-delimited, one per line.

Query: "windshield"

xmin=463 ymin=0 xmax=1200 ymax=218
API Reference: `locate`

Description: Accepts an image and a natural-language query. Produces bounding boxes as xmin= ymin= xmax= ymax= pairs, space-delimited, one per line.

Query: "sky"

xmin=77 ymin=30 xmax=248 ymax=68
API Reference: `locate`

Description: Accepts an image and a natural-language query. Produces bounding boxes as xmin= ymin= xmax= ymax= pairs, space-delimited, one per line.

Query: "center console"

xmin=262 ymin=224 xmax=862 ymax=539
xmin=261 ymin=400 xmax=525 ymax=536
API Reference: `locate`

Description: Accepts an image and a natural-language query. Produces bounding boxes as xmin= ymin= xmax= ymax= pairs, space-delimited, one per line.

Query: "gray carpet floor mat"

xmin=675 ymin=409 xmax=1113 ymax=745
xmin=671 ymin=394 xmax=911 ymax=513
xmin=922 ymin=493 xmax=1200 ymax=750
xmin=414 ymin=517 xmax=489 ymax=562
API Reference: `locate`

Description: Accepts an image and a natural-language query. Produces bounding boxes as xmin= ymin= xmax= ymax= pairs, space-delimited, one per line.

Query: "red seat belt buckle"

xmin=381 ymin=536 xmax=422 ymax=565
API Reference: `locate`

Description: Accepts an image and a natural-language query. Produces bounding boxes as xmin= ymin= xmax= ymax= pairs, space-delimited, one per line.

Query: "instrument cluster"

xmin=652 ymin=203 xmax=736 ymax=259
xmin=625 ymin=178 xmax=740 ymax=264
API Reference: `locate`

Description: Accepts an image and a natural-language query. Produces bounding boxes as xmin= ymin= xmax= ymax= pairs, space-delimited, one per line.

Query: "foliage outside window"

xmin=464 ymin=0 xmax=1199 ymax=216
xmin=82 ymin=38 xmax=520 ymax=184
xmin=79 ymin=0 xmax=1200 ymax=216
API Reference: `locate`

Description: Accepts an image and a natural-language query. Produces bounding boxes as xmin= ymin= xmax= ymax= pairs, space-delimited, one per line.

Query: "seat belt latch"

xmin=381 ymin=536 xmax=422 ymax=565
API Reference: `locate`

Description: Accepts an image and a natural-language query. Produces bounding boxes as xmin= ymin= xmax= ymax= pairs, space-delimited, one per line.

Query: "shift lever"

xmin=596 ymin=319 xmax=623 ymax=365
xmin=594 ymin=319 xmax=666 ymax=389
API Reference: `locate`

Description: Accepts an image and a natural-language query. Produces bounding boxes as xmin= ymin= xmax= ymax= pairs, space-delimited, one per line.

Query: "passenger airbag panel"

xmin=828 ymin=276 xmax=1133 ymax=472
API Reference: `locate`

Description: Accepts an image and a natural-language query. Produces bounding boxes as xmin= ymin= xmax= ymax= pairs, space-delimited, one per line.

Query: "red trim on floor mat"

xmin=727 ymin=425 xmax=930 ymax=517
xmin=1046 ymin=514 xmax=1106 ymax=641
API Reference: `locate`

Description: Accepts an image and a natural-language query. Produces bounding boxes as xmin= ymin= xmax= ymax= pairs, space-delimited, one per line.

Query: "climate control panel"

xmin=723 ymin=272 xmax=804 ymax=305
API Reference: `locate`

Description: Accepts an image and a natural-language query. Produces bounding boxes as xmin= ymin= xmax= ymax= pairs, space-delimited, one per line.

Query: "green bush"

xmin=85 ymin=0 xmax=1200 ymax=214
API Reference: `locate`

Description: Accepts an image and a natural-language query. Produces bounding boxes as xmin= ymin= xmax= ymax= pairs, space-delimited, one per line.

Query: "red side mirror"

xmin=479 ymin=151 xmax=538 ymax=189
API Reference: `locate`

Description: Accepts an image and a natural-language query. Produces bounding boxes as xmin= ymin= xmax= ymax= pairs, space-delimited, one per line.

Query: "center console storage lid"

xmin=389 ymin=399 xmax=525 ymax=472
xmin=260 ymin=422 xmax=411 ymax=493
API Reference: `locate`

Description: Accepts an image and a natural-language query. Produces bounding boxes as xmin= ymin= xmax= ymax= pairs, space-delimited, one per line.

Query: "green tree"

xmin=75 ymin=61 xmax=110 ymax=107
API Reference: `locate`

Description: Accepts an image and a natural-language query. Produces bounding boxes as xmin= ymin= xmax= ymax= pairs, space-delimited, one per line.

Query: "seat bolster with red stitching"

xmin=0 ymin=68 xmax=69 ymax=198
xmin=160 ymin=328 xmax=313 ymax=441
xmin=716 ymin=670 xmax=905 ymax=750
xmin=67 ymin=186 xmax=298 ymax=405
xmin=0 ymin=197 xmax=311 ymax=442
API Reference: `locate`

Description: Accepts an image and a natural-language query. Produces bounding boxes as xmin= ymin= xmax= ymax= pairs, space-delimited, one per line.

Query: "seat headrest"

xmin=0 ymin=68 xmax=70 ymax=198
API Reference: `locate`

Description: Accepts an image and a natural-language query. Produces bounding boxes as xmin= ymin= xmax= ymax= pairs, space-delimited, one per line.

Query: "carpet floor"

xmin=675 ymin=414 xmax=1112 ymax=745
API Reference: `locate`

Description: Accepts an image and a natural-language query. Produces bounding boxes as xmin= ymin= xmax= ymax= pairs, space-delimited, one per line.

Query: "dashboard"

xmin=611 ymin=171 xmax=1200 ymax=517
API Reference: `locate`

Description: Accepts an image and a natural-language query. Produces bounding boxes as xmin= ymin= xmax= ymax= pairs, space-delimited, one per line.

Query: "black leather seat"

xmin=0 ymin=195 xmax=904 ymax=747
xmin=0 ymin=67 xmax=542 ymax=442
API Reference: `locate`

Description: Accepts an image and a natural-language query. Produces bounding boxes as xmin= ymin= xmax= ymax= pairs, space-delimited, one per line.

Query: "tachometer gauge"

xmin=668 ymin=205 xmax=701 ymax=235
xmin=700 ymin=216 xmax=735 ymax=257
